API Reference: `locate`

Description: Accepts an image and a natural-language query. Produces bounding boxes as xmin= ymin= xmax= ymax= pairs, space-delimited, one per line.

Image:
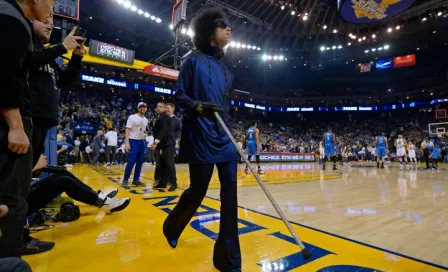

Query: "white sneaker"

xmin=98 ymin=188 xmax=118 ymax=201
xmin=102 ymin=198 xmax=131 ymax=214
xmin=105 ymin=163 xmax=111 ymax=166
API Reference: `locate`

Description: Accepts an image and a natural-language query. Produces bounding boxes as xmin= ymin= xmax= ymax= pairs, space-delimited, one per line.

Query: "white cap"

xmin=138 ymin=102 xmax=147 ymax=108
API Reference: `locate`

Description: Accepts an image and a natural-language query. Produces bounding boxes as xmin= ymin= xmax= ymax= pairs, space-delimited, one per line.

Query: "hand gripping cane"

xmin=214 ymin=112 xmax=312 ymax=259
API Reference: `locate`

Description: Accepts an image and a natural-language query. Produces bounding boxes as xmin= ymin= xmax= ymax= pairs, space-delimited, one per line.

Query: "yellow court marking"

xmin=25 ymin=165 xmax=448 ymax=272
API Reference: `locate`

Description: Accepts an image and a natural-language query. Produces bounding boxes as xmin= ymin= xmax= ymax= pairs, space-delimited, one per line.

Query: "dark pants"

xmin=158 ymin=145 xmax=177 ymax=187
xmin=117 ymin=152 xmax=126 ymax=164
xmin=146 ymin=147 xmax=155 ymax=163
xmin=0 ymin=258 xmax=32 ymax=272
xmin=93 ymin=149 xmax=101 ymax=164
xmin=26 ymin=173 xmax=99 ymax=216
xmin=31 ymin=117 xmax=52 ymax=168
xmin=424 ymin=148 xmax=430 ymax=168
xmin=105 ymin=146 xmax=117 ymax=164
xmin=163 ymin=161 xmax=241 ymax=271
xmin=0 ymin=118 xmax=33 ymax=258
xmin=154 ymin=151 xmax=162 ymax=182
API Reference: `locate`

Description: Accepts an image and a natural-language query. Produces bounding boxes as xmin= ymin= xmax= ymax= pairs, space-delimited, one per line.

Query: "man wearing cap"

xmin=121 ymin=102 xmax=148 ymax=188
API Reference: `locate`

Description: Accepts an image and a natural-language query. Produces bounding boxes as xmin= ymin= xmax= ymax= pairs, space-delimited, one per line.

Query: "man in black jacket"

xmin=30 ymin=14 xmax=85 ymax=167
xmin=0 ymin=0 xmax=54 ymax=259
xmin=152 ymin=102 xmax=177 ymax=191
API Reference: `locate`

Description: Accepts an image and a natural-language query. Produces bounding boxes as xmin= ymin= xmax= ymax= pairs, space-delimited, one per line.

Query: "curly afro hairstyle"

xmin=190 ymin=7 xmax=229 ymax=52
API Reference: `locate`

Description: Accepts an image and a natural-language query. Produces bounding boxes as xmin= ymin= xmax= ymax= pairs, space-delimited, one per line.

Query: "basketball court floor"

xmin=24 ymin=162 xmax=448 ymax=271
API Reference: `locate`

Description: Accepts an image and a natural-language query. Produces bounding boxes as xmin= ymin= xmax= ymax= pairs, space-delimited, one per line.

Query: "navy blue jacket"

xmin=175 ymin=50 xmax=237 ymax=164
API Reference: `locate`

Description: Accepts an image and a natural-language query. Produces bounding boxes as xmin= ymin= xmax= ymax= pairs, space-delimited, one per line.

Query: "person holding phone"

xmin=29 ymin=13 xmax=86 ymax=168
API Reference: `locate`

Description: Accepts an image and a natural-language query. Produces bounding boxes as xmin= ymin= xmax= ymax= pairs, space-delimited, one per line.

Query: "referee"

xmin=0 ymin=0 xmax=54 ymax=258
xmin=152 ymin=102 xmax=177 ymax=191
xmin=121 ymin=102 xmax=148 ymax=188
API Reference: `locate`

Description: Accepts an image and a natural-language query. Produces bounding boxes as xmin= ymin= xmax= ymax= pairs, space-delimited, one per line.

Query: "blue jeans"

xmin=123 ymin=139 xmax=146 ymax=182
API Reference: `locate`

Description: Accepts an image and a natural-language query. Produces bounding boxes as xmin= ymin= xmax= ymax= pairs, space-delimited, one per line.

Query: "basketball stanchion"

xmin=213 ymin=112 xmax=312 ymax=259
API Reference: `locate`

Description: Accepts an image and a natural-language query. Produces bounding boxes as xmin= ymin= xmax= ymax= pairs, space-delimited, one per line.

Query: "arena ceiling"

xmin=73 ymin=0 xmax=448 ymax=65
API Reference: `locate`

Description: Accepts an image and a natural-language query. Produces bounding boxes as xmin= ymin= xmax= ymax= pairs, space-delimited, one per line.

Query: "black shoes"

xmin=22 ymin=238 xmax=55 ymax=255
xmin=168 ymin=185 xmax=178 ymax=192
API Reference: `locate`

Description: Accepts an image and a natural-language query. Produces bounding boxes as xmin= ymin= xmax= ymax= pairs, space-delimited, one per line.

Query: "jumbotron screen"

xmin=53 ymin=0 xmax=80 ymax=21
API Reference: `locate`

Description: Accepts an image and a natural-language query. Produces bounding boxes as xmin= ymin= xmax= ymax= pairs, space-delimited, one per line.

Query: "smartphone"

xmin=74 ymin=27 xmax=86 ymax=38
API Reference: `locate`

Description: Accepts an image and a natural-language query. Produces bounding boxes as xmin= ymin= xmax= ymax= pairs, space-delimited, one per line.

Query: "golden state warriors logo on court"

xmin=339 ymin=0 xmax=417 ymax=23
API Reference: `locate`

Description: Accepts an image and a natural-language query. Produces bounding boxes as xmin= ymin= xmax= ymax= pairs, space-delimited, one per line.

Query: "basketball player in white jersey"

xmin=395 ymin=135 xmax=407 ymax=169
xmin=407 ymin=140 xmax=417 ymax=168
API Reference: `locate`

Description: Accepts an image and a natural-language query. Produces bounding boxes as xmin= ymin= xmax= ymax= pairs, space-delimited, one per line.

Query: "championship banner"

xmin=89 ymin=39 xmax=135 ymax=65
xmin=393 ymin=54 xmax=416 ymax=68
xmin=359 ymin=63 xmax=372 ymax=73
xmin=144 ymin=64 xmax=179 ymax=80
xmin=247 ymin=152 xmax=316 ymax=163
xmin=339 ymin=0 xmax=417 ymax=24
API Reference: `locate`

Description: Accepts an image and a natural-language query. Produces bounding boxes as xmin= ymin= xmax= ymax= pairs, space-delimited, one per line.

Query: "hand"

xmin=62 ymin=27 xmax=86 ymax=51
xmin=8 ymin=128 xmax=30 ymax=154
xmin=196 ymin=101 xmax=222 ymax=117
xmin=60 ymin=145 xmax=68 ymax=152
xmin=125 ymin=143 xmax=131 ymax=152
xmin=73 ymin=44 xmax=86 ymax=57
xmin=32 ymin=155 xmax=48 ymax=172
xmin=0 ymin=205 xmax=8 ymax=237
xmin=151 ymin=143 xmax=157 ymax=150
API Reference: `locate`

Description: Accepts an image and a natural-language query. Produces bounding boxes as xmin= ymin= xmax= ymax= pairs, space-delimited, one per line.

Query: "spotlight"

xmin=241 ymin=44 xmax=246 ymax=48
xmin=123 ymin=1 xmax=131 ymax=8
xmin=279 ymin=56 xmax=284 ymax=60
xmin=144 ymin=12 xmax=150 ymax=18
xmin=438 ymin=11 xmax=443 ymax=16
xmin=338 ymin=45 xmax=342 ymax=49
xmin=378 ymin=47 xmax=383 ymax=50
xmin=358 ymin=38 xmax=362 ymax=42
xmin=396 ymin=25 xmax=400 ymax=30
xmin=351 ymin=35 xmax=356 ymax=39
xmin=236 ymin=43 xmax=241 ymax=48
xmin=365 ymin=50 xmax=369 ymax=53
xmin=422 ymin=17 xmax=427 ymax=22
xmin=332 ymin=46 xmax=336 ymax=50
xmin=130 ymin=5 xmax=137 ymax=11
xmin=387 ymin=27 xmax=392 ymax=32
xmin=303 ymin=15 xmax=308 ymax=21
xmin=262 ymin=55 xmax=268 ymax=60
xmin=137 ymin=9 xmax=143 ymax=14
xmin=117 ymin=0 xmax=123 ymax=3
xmin=230 ymin=42 xmax=236 ymax=47
xmin=433 ymin=30 xmax=437 ymax=34
xmin=169 ymin=24 xmax=174 ymax=30
xmin=267 ymin=56 xmax=272 ymax=60
xmin=372 ymin=34 xmax=376 ymax=38
xmin=326 ymin=47 xmax=330 ymax=50
xmin=257 ymin=47 xmax=261 ymax=51
xmin=305 ymin=13 xmax=309 ymax=16
xmin=187 ymin=29 xmax=194 ymax=36
xmin=320 ymin=46 xmax=325 ymax=51
xmin=362 ymin=36 xmax=366 ymax=40
xmin=281 ymin=5 xmax=285 ymax=10
xmin=371 ymin=48 xmax=376 ymax=51
xmin=247 ymin=45 xmax=252 ymax=49
xmin=291 ymin=10 xmax=296 ymax=16
xmin=181 ymin=28 xmax=187 ymax=34
xmin=384 ymin=45 xmax=390 ymax=49
xmin=349 ymin=33 xmax=353 ymax=37
xmin=156 ymin=18 xmax=162 ymax=23
xmin=417 ymin=48 xmax=420 ymax=50
xmin=150 ymin=15 xmax=156 ymax=20
xmin=333 ymin=29 xmax=338 ymax=33
xmin=273 ymin=56 xmax=278 ymax=60
xmin=348 ymin=42 xmax=351 ymax=46
xmin=323 ymin=25 xmax=327 ymax=29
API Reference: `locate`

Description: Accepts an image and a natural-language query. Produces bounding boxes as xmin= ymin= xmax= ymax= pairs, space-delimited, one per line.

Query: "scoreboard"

xmin=54 ymin=0 xmax=80 ymax=21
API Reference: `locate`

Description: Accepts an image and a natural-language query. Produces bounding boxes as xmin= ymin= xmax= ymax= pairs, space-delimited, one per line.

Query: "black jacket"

xmin=29 ymin=42 xmax=83 ymax=125
xmin=0 ymin=0 xmax=34 ymax=117
xmin=153 ymin=113 xmax=174 ymax=150
xmin=171 ymin=116 xmax=182 ymax=139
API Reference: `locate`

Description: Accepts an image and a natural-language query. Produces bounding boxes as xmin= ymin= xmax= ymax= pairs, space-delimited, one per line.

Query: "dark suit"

xmin=153 ymin=113 xmax=176 ymax=187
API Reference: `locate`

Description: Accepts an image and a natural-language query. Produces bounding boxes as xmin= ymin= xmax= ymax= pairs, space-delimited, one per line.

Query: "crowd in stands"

xmin=55 ymin=90 xmax=446 ymax=164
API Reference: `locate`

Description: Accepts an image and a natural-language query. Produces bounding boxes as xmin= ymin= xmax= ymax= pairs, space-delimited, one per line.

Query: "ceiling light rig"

xmin=116 ymin=0 xmax=162 ymax=23
xmin=320 ymin=45 xmax=343 ymax=51
xmin=230 ymin=41 xmax=261 ymax=51
xmin=262 ymin=55 xmax=285 ymax=61
xmin=364 ymin=44 xmax=390 ymax=53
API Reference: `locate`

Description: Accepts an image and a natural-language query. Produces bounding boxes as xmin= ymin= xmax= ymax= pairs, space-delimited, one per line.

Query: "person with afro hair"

xmin=162 ymin=7 xmax=241 ymax=272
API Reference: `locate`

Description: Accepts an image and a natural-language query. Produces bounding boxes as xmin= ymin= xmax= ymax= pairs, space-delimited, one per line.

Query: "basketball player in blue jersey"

xmin=429 ymin=144 xmax=441 ymax=170
xmin=322 ymin=127 xmax=337 ymax=170
xmin=245 ymin=121 xmax=265 ymax=175
xmin=376 ymin=133 xmax=388 ymax=169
